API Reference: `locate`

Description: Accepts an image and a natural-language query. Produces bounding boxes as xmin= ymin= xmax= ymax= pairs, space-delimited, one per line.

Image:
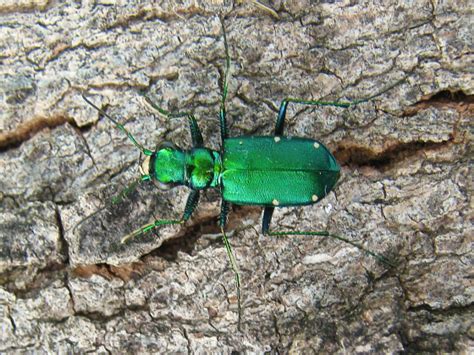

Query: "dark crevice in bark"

xmin=404 ymin=90 xmax=473 ymax=116
xmin=55 ymin=207 xmax=69 ymax=266
xmin=72 ymin=262 xmax=145 ymax=283
xmin=139 ymin=205 xmax=259 ymax=262
xmin=0 ymin=116 xmax=94 ymax=152
xmin=1 ymin=264 xmax=68 ymax=298
xmin=335 ymin=139 xmax=452 ymax=169
xmin=335 ymin=89 xmax=472 ymax=170
xmin=407 ymin=302 xmax=474 ymax=316
xmin=141 ymin=214 xmax=219 ymax=262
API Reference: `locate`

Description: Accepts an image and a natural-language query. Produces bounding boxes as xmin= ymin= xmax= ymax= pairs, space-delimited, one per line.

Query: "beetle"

xmin=81 ymin=17 xmax=394 ymax=330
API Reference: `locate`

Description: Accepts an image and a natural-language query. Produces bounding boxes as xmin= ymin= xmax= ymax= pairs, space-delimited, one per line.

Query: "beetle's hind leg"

xmin=219 ymin=200 xmax=243 ymax=331
xmin=266 ymin=228 xmax=396 ymax=268
xmin=274 ymin=98 xmax=357 ymax=136
xmin=274 ymin=80 xmax=406 ymax=135
xmin=262 ymin=207 xmax=274 ymax=235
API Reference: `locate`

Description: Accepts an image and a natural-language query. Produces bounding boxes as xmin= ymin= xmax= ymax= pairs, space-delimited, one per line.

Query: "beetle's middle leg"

xmin=219 ymin=200 xmax=242 ymax=331
xmin=120 ymin=190 xmax=200 ymax=243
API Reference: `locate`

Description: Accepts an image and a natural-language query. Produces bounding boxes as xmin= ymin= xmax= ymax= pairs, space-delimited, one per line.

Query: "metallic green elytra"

xmin=80 ymin=17 xmax=395 ymax=331
xmin=222 ymin=136 xmax=340 ymax=206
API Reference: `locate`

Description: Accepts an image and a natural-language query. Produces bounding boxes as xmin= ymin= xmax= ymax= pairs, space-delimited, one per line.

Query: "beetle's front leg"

xmin=143 ymin=95 xmax=204 ymax=148
xmin=219 ymin=16 xmax=231 ymax=144
xmin=121 ymin=190 xmax=200 ymax=243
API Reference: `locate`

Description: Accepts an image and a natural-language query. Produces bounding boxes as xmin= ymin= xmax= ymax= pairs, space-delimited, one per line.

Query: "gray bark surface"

xmin=0 ymin=1 xmax=472 ymax=353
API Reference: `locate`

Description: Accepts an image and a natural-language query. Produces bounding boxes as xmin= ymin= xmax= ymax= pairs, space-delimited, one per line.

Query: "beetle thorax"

xmin=184 ymin=148 xmax=222 ymax=190
xmin=142 ymin=147 xmax=222 ymax=191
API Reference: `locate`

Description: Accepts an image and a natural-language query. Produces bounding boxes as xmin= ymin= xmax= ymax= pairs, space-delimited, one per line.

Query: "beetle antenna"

xmin=82 ymin=93 xmax=153 ymax=156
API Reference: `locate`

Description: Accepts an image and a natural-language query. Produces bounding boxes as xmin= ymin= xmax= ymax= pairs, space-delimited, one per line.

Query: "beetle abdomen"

xmin=221 ymin=136 xmax=340 ymax=206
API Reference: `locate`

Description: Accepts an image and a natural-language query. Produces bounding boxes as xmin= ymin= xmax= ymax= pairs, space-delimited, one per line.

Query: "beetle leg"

xmin=143 ymin=95 xmax=204 ymax=148
xmin=221 ymin=226 xmax=242 ymax=331
xmin=267 ymin=229 xmax=396 ymax=268
xmin=274 ymin=100 xmax=288 ymax=135
xmin=275 ymin=98 xmax=359 ymax=136
xmin=219 ymin=201 xmax=242 ymax=330
xmin=219 ymin=200 xmax=230 ymax=228
xmin=110 ymin=176 xmax=149 ymax=205
xmin=187 ymin=114 xmax=204 ymax=148
xmin=120 ymin=190 xmax=200 ymax=244
xmin=182 ymin=190 xmax=200 ymax=221
xmin=275 ymin=79 xmax=408 ymax=135
xmin=120 ymin=218 xmax=183 ymax=244
xmin=219 ymin=16 xmax=231 ymax=144
xmin=262 ymin=207 xmax=274 ymax=235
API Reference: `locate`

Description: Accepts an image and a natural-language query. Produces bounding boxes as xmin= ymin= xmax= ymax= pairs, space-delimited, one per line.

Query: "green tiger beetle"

xmin=81 ymin=17 xmax=395 ymax=330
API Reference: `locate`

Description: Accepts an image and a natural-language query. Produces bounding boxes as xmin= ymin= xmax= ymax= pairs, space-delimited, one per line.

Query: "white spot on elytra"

xmin=313 ymin=142 xmax=320 ymax=149
xmin=272 ymin=199 xmax=279 ymax=206
xmin=274 ymin=136 xmax=281 ymax=143
xmin=312 ymin=194 xmax=318 ymax=202
xmin=239 ymin=141 xmax=243 ymax=145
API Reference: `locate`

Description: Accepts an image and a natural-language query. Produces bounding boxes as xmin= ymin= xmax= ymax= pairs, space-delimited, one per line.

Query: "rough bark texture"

xmin=0 ymin=1 xmax=472 ymax=353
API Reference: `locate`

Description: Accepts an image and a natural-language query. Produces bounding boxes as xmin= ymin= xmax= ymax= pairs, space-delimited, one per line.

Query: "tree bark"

xmin=0 ymin=1 xmax=472 ymax=353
